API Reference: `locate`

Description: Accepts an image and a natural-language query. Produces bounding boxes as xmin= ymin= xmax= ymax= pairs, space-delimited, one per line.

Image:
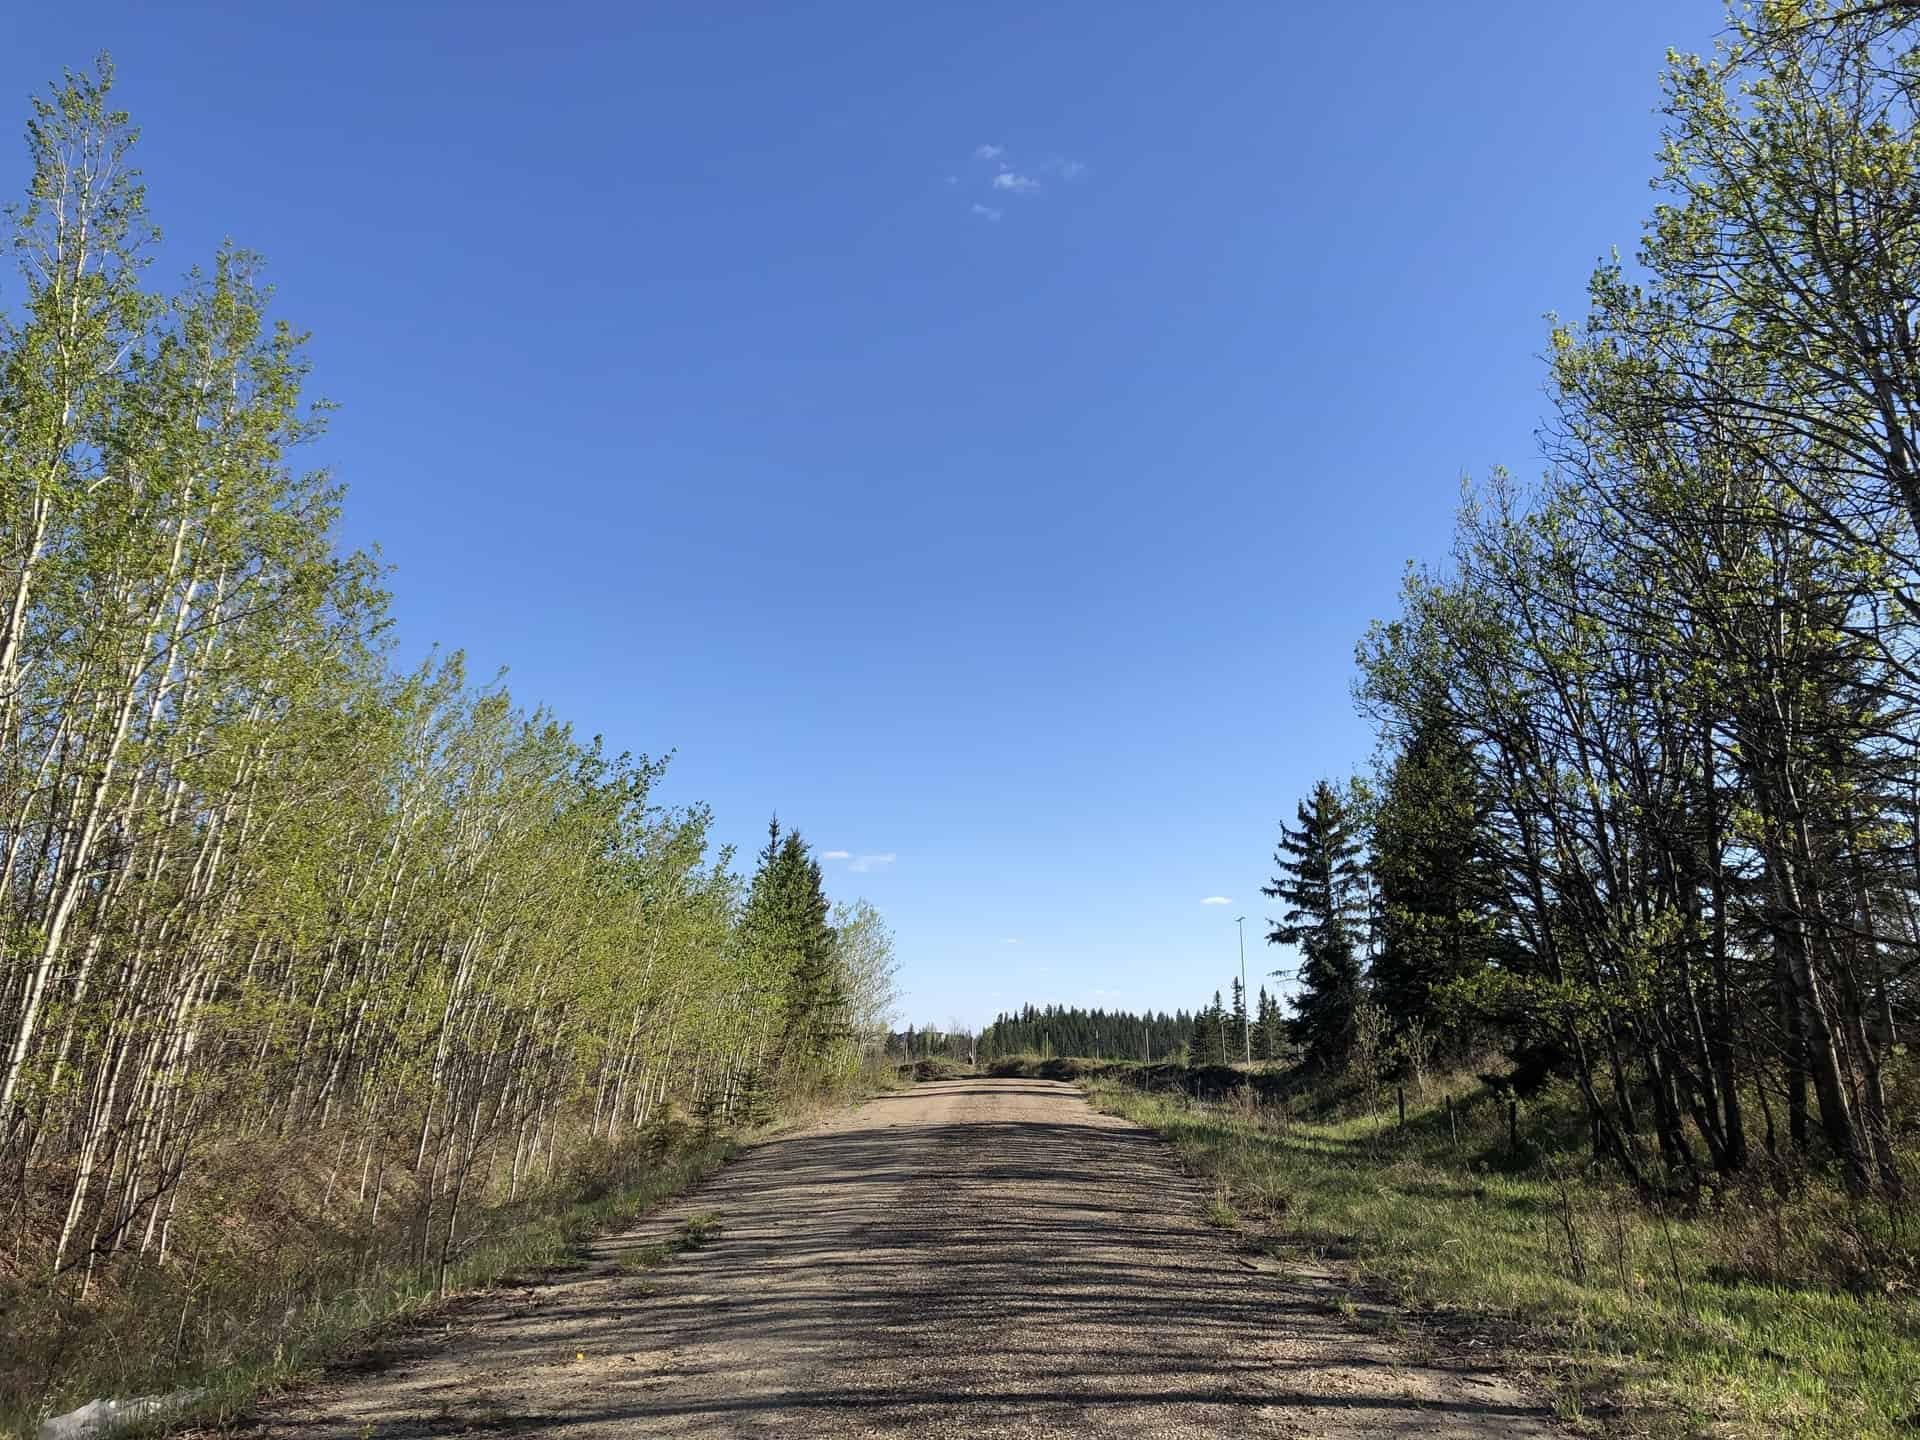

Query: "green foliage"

xmin=745 ymin=820 xmax=846 ymax=1080
xmin=1089 ymin=1070 xmax=1920 ymax=1440
xmin=1264 ymin=780 xmax=1368 ymax=1070
xmin=1228 ymin=977 xmax=1249 ymax=1063
xmin=1191 ymin=990 xmax=1230 ymax=1067
xmin=1252 ymin=985 xmax=1286 ymax=1062
xmin=976 ymin=1004 xmax=1188 ymax=1062
xmin=0 ymin=63 xmax=897 ymax=1420
xmin=1368 ymin=701 xmax=1499 ymax=1047
xmin=1339 ymin=2 xmax=1920 ymax=1211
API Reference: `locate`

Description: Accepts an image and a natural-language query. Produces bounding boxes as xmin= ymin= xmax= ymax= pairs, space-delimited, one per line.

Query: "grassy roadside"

xmin=1 ymin=1133 xmax=737 ymax=1440
xmin=3 ymin=1074 xmax=898 ymax=1440
xmin=1073 ymin=1067 xmax=1918 ymax=1440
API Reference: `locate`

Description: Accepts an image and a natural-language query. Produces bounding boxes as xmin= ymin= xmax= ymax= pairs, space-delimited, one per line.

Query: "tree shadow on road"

xmin=247 ymin=1080 xmax=1560 ymax=1439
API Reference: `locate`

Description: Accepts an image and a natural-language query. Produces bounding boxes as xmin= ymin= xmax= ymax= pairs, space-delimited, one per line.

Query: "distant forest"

xmin=975 ymin=1005 xmax=1189 ymax=1062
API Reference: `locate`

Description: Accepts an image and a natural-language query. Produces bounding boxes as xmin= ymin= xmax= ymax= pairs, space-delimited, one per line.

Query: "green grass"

xmin=1085 ymin=1071 xmax=1920 ymax=1440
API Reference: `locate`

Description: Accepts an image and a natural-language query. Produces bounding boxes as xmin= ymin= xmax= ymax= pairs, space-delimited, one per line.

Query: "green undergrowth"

xmin=1083 ymin=1069 xmax=1920 ymax=1440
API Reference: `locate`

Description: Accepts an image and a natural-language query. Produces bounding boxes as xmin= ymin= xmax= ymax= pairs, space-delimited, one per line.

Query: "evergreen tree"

xmin=1202 ymin=989 xmax=1229 ymax=1066
xmin=1229 ymin=977 xmax=1249 ymax=1064
xmin=1369 ymin=699 xmax=1498 ymax=1046
xmin=975 ymin=1005 xmax=1187 ymax=1061
xmin=1187 ymin=1006 xmax=1211 ymax=1065
xmin=1252 ymin=985 xmax=1280 ymax=1062
xmin=1264 ymin=779 xmax=1368 ymax=1070
xmin=744 ymin=818 xmax=844 ymax=1074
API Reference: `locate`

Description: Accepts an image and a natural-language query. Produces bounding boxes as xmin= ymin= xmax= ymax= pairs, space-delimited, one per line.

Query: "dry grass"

xmin=0 ymin=1059 xmax=932 ymax=1440
xmin=0 ymin=1056 xmax=909 ymax=1438
xmin=0 ymin=1116 xmax=738 ymax=1440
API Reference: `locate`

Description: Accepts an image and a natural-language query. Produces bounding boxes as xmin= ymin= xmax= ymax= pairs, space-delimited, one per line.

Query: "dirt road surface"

xmin=249 ymin=1078 xmax=1562 ymax=1438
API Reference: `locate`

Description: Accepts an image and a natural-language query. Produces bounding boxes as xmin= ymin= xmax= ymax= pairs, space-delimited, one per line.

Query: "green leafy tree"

xmin=828 ymin=899 xmax=899 ymax=1072
xmin=0 ymin=63 xmax=902 ymax=1394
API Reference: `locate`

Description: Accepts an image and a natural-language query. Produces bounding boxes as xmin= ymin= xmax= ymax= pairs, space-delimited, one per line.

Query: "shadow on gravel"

xmin=254 ymin=1080 xmax=1552 ymax=1439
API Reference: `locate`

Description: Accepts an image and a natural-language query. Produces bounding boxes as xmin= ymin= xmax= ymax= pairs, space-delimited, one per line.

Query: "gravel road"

xmin=249 ymin=1078 xmax=1562 ymax=1438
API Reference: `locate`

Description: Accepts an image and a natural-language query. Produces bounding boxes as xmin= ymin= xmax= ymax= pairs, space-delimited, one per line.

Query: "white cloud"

xmin=973 ymin=143 xmax=1004 ymax=160
xmin=991 ymin=171 xmax=1039 ymax=193
xmin=1061 ymin=159 xmax=1089 ymax=181
xmin=999 ymin=937 xmax=1020 ymax=946
xmin=849 ymin=852 xmax=896 ymax=872
xmin=1201 ymin=896 xmax=1234 ymax=905
xmin=970 ymin=203 xmax=1002 ymax=222
xmin=821 ymin=850 xmax=851 ymax=860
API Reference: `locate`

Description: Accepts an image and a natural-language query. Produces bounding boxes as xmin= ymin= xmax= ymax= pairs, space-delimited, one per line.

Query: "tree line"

xmin=966 ymin=990 xmax=1293 ymax=1067
xmin=1180 ymin=980 xmax=1288 ymax=1066
xmin=0 ymin=62 xmax=896 ymax=1310
xmin=974 ymin=1004 xmax=1189 ymax=1062
xmin=1268 ymin=2 xmax=1920 ymax=1205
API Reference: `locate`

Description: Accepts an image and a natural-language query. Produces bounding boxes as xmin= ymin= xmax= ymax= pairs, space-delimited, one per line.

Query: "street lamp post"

xmin=1236 ymin=915 xmax=1250 ymax=1064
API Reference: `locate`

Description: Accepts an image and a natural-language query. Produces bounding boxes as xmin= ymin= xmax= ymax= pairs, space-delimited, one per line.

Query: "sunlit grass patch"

xmin=1087 ymin=1074 xmax=1920 ymax=1440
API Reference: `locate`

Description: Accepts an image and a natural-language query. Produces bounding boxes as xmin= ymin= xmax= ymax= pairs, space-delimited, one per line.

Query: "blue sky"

xmin=6 ymin=1 xmax=1725 ymax=1027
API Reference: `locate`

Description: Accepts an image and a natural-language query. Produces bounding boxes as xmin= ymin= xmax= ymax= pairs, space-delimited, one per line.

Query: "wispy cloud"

xmin=849 ymin=852 xmax=896 ymax=873
xmin=821 ymin=850 xmax=851 ymax=861
xmin=1201 ymin=896 xmax=1234 ymax=906
xmin=958 ymin=144 xmax=1083 ymax=222
xmin=999 ymin=937 xmax=1020 ymax=946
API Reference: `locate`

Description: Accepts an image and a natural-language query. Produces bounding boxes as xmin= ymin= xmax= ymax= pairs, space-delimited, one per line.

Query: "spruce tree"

xmin=1206 ymin=989 xmax=1229 ymax=1066
xmin=744 ymin=818 xmax=844 ymax=1074
xmin=1252 ymin=985 xmax=1279 ymax=1061
xmin=1264 ymin=779 xmax=1368 ymax=1070
xmin=1369 ymin=700 xmax=1498 ymax=1046
xmin=1186 ymin=1007 xmax=1210 ymax=1066
xmin=1230 ymin=977 xmax=1248 ymax=1064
